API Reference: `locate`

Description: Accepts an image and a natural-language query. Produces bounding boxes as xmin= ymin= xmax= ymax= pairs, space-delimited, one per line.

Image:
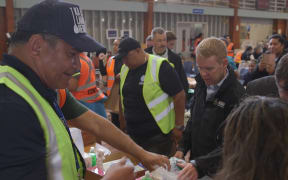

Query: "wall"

xmin=240 ymin=17 xmax=273 ymax=47
xmin=8 ymin=0 xmax=287 ymax=53
xmin=153 ymin=13 xmax=229 ymax=37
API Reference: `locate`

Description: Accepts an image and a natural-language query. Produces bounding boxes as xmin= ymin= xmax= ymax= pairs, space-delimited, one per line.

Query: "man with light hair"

xmin=175 ymin=37 xmax=245 ymax=180
xmin=145 ymin=27 xmax=189 ymax=96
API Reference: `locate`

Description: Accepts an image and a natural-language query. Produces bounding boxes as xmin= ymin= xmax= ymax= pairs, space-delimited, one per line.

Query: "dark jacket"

xmin=179 ymin=67 xmax=245 ymax=178
xmin=145 ymin=47 xmax=189 ymax=94
xmin=275 ymin=50 xmax=288 ymax=65
xmin=246 ymin=75 xmax=279 ymax=97
xmin=246 ymin=65 xmax=269 ymax=84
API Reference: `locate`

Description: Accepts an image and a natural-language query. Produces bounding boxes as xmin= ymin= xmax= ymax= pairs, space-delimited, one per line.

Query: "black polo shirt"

xmin=122 ymin=61 xmax=183 ymax=138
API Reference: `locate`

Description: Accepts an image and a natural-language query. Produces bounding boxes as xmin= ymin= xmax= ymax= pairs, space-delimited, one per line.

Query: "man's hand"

xmin=139 ymin=151 xmax=171 ymax=171
xmin=177 ymin=162 xmax=198 ymax=180
xmin=174 ymin=151 xmax=184 ymax=159
xmin=102 ymin=157 xmax=135 ymax=180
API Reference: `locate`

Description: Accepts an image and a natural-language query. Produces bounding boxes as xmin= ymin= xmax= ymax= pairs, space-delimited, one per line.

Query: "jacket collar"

xmin=196 ymin=65 xmax=236 ymax=99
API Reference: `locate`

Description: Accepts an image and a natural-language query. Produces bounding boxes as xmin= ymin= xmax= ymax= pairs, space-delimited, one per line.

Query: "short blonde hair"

xmin=196 ymin=37 xmax=227 ymax=63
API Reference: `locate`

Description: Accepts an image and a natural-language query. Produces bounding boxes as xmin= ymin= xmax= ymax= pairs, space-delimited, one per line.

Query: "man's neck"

xmin=132 ymin=53 xmax=148 ymax=69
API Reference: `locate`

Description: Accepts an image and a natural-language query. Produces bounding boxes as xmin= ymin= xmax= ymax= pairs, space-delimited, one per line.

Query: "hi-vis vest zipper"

xmin=0 ymin=65 xmax=84 ymax=180
xmin=120 ymin=54 xmax=175 ymax=134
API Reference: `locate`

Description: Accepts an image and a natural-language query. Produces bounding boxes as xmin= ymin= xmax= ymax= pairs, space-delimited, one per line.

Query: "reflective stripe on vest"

xmin=0 ymin=66 xmax=83 ymax=180
xmin=57 ymin=89 xmax=67 ymax=109
xmin=77 ymin=55 xmax=93 ymax=91
xmin=120 ymin=55 xmax=175 ymax=134
xmin=106 ymin=56 xmax=115 ymax=96
xmin=72 ymin=53 xmax=105 ymax=103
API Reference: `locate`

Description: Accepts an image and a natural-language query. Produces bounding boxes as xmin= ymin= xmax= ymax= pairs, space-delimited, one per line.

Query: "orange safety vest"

xmin=227 ymin=43 xmax=234 ymax=57
xmin=72 ymin=53 xmax=106 ymax=103
xmin=106 ymin=56 xmax=115 ymax=96
xmin=234 ymin=50 xmax=243 ymax=64
xmin=57 ymin=89 xmax=67 ymax=108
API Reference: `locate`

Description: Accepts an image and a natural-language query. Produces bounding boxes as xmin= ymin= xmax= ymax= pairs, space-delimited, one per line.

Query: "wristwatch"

xmin=175 ymin=124 xmax=185 ymax=131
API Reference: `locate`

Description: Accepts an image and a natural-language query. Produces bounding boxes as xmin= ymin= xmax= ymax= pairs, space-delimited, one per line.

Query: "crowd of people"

xmin=1 ymin=0 xmax=288 ymax=180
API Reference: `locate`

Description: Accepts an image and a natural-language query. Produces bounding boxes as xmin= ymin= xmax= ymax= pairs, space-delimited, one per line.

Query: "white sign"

xmin=106 ymin=29 xmax=118 ymax=39
xmin=121 ymin=29 xmax=132 ymax=38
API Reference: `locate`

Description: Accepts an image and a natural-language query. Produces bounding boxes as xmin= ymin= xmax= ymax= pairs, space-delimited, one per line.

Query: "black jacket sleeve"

xmin=195 ymin=146 xmax=222 ymax=178
xmin=193 ymin=110 xmax=226 ymax=178
xmin=249 ymin=65 xmax=269 ymax=81
xmin=177 ymin=94 xmax=196 ymax=154
xmin=168 ymin=50 xmax=189 ymax=95
xmin=98 ymin=60 xmax=107 ymax=76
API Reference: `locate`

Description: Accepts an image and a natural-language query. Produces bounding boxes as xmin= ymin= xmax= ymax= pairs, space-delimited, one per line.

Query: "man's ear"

xmin=27 ymin=34 xmax=43 ymax=57
xmin=223 ymin=57 xmax=228 ymax=67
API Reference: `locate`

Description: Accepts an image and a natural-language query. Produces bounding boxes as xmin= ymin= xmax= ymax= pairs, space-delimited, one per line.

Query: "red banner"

xmin=256 ymin=0 xmax=269 ymax=9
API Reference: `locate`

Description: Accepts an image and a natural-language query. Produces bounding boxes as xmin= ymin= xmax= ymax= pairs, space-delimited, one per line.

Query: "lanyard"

xmin=53 ymin=101 xmax=81 ymax=171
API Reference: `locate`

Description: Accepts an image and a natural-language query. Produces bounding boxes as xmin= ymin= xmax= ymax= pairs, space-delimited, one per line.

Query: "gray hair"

xmin=151 ymin=27 xmax=165 ymax=39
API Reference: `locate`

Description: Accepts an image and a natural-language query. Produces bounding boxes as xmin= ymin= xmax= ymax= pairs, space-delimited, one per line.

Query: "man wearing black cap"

xmin=0 ymin=1 xmax=169 ymax=179
xmin=118 ymin=37 xmax=185 ymax=156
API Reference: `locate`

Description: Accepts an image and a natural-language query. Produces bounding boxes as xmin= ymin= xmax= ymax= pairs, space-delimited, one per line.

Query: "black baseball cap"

xmin=17 ymin=0 xmax=103 ymax=52
xmin=117 ymin=37 xmax=141 ymax=59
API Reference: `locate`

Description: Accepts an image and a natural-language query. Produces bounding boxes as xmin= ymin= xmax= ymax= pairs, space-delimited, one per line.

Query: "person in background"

xmin=219 ymin=37 xmax=237 ymax=70
xmin=145 ymin=35 xmax=153 ymax=48
xmin=246 ymin=51 xmax=276 ymax=84
xmin=241 ymin=46 xmax=253 ymax=61
xmin=215 ymin=96 xmax=288 ymax=180
xmin=244 ymin=53 xmax=288 ymax=98
xmin=98 ymin=37 xmax=123 ymax=128
xmin=69 ymin=53 xmax=107 ymax=118
xmin=252 ymin=45 xmax=263 ymax=60
xmin=268 ymin=34 xmax=287 ymax=66
xmin=192 ymin=33 xmax=203 ymax=56
xmin=166 ymin=31 xmax=177 ymax=50
xmin=91 ymin=46 xmax=107 ymax=69
xmin=224 ymin=35 xmax=234 ymax=58
xmin=234 ymin=49 xmax=243 ymax=67
xmin=176 ymin=37 xmax=245 ymax=180
xmin=262 ymin=41 xmax=269 ymax=53
xmin=145 ymin=27 xmax=189 ymax=96
xmin=112 ymin=38 xmax=121 ymax=55
xmin=242 ymin=59 xmax=257 ymax=86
